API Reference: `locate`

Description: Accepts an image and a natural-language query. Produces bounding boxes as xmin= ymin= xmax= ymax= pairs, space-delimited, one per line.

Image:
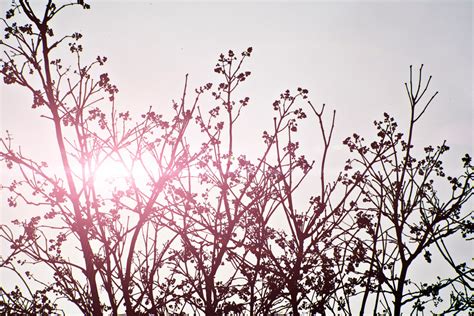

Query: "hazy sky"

xmin=1 ymin=0 xmax=472 ymax=167
xmin=1 ymin=0 xmax=472 ymax=250
xmin=0 ymin=0 xmax=472 ymax=313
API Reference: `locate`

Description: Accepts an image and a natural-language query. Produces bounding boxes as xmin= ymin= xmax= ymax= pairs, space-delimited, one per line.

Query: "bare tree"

xmin=0 ymin=1 xmax=471 ymax=316
xmin=343 ymin=65 xmax=473 ymax=315
xmin=0 ymin=1 xmax=205 ymax=314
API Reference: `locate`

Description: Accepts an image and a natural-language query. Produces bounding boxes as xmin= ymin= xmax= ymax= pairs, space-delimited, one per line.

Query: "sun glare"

xmin=93 ymin=158 xmax=151 ymax=193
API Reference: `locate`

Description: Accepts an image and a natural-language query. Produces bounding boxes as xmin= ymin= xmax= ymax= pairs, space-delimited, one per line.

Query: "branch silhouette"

xmin=0 ymin=1 xmax=472 ymax=315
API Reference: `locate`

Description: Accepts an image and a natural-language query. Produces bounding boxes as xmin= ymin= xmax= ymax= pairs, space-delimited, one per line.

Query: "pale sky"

xmin=0 ymin=0 xmax=472 ymax=314
xmin=1 ymin=0 xmax=472 ymax=170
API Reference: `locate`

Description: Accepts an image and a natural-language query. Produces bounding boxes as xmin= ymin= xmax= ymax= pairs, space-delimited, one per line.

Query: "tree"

xmin=0 ymin=1 xmax=472 ymax=315
xmin=343 ymin=65 xmax=473 ymax=315
xmin=1 ymin=1 xmax=204 ymax=314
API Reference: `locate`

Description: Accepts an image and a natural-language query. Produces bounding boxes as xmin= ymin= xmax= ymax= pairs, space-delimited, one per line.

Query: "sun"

xmin=92 ymin=157 xmax=151 ymax=193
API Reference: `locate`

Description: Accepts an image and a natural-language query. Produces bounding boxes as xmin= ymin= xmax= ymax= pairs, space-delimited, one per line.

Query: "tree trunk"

xmin=393 ymin=266 xmax=408 ymax=316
